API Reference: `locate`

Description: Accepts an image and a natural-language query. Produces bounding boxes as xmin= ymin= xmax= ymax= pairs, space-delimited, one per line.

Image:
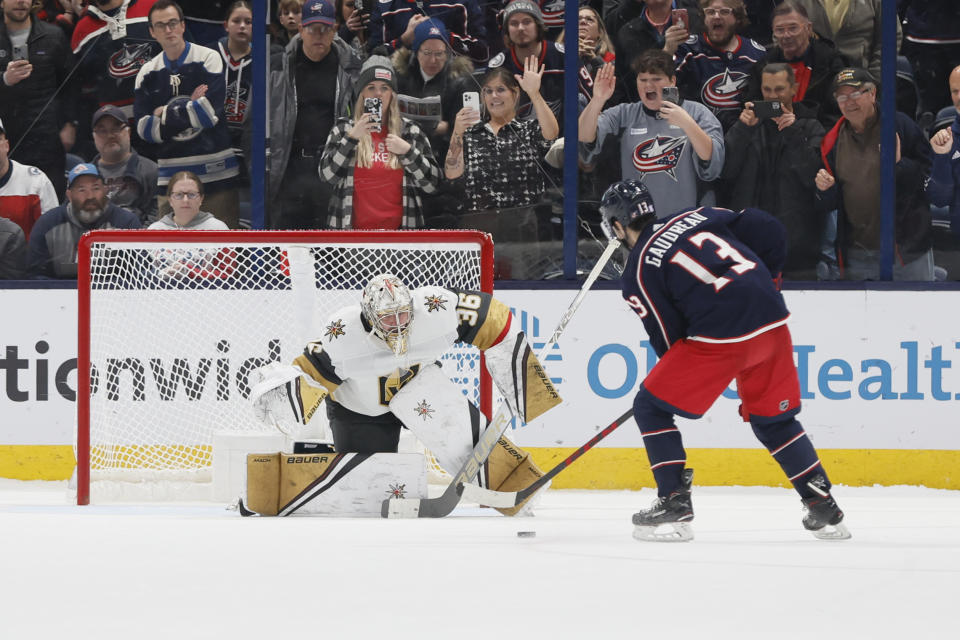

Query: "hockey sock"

xmin=751 ymin=416 xmax=831 ymax=497
xmin=635 ymin=389 xmax=686 ymax=496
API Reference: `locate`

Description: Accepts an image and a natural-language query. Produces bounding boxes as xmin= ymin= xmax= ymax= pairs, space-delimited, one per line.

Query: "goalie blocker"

xmin=248 ymin=280 xmax=562 ymax=516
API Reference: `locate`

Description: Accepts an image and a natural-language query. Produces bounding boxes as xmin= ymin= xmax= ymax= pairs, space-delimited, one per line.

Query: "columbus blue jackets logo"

xmin=701 ymin=69 xmax=749 ymax=110
xmin=225 ymin=80 xmax=249 ymax=124
xmin=423 ymin=294 xmax=447 ymax=312
xmin=632 ymin=135 xmax=687 ymax=181
xmin=325 ymin=319 xmax=346 ymax=339
xmin=108 ymin=43 xmax=154 ymax=80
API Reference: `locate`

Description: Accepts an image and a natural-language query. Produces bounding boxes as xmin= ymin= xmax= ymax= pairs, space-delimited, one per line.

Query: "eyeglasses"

xmin=835 ymin=90 xmax=868 ymax=104
xmin=93 ymin=125 xmax=127 ymax=136
xmin=704 ymin=7 xmax=734 ymax=17
xmin=151 ymin=18 xmax=182 ymax=31
xmin=304 ymin=23 xmax=334 ymax=35
xmin=482 ymin=86 xmax=510 ymax=96
xmin=170 ymin=191 xmax=201 ymax=200
xmin=418 ymin=49 xmax=447 ymax=59
xmin=772 ymin=24 xmax=804 ymax=37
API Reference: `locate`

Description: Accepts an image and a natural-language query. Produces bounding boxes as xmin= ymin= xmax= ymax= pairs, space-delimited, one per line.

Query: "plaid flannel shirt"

xmin=319 ymin=117 xmax=440 ymax=229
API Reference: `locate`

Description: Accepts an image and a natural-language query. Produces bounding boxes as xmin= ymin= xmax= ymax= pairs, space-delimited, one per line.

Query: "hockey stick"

xmin=382 ymin=237 xmax=622 ymax=518
xmin=458 ymin=407 xmax=634 ymax=509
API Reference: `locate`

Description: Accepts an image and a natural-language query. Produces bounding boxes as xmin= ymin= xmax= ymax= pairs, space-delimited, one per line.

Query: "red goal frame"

xmin=76 ymin=229 xmax=495 ymax=505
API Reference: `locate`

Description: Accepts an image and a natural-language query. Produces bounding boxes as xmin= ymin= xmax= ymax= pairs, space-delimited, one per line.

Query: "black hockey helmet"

xmin=599 ymin=180 xmax=656 ymax=241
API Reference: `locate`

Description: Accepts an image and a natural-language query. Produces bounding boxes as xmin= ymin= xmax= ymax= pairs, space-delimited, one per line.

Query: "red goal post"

xmin=76 ymin=230 xmax=495 ymax=505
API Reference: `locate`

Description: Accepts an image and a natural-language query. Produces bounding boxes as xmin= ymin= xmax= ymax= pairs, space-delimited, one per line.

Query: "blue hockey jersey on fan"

xmin=675 ymin=34 xmax=766 ymax=128
xmin=71 ymin=0 xmax=161 ymax=119
xmin=621 ymin=207 xmax=789 ymax=357
xmin=133 ymin=41 xmax=239 ymax=191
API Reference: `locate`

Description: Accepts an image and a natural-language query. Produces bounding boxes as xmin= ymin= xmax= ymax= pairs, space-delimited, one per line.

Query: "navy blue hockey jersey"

xmin=621 ymin=207 xmax=789 ymax=358
xmin=133 ymin=42 xmax=238 ymax=190
xmin=675 ymin=34 xmax=766 ymax=126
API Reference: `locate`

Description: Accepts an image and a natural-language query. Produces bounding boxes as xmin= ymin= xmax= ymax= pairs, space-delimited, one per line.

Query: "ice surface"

xmin=1 ymin=481 xmax=957 ymax=639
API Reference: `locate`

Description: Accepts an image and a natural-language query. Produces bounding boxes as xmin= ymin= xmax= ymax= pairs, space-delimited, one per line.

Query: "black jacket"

xmin=605 ymin=0 xmax=703 ymax=103
xmin=0 ymin=16 xmax=78 ymax=143
xmin=723 ymin=103 xmax=826 ymax=278
xmin=747 ymin=38 xmax=847 ymax=130
xmin=817 ymin=111 xmax=933 ymax=268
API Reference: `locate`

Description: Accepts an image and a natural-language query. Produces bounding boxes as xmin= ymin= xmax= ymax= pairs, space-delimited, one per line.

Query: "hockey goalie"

xmin=247 ymin=273 xmax=562 ymax=516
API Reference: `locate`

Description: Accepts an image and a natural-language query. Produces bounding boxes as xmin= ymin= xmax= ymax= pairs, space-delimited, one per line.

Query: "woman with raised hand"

xmin=443 ymin=55 xmax=558 ymax=278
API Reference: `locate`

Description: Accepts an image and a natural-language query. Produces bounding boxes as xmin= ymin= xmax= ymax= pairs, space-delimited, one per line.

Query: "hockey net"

xmin=76 ymin=230 xmax=494 ymax=504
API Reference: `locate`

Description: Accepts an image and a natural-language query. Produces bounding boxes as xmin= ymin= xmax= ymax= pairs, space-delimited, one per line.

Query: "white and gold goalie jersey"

xmin=292 ymin=286 xmax=512 ymax=417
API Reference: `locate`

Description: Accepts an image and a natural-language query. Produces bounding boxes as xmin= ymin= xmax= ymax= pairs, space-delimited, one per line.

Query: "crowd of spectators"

xmin=0 ymin=0 xmax=959 ymax=283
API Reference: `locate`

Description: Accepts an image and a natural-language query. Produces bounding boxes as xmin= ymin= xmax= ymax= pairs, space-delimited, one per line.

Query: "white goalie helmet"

xmin=361 ymin=273 xmax=413 ymax=355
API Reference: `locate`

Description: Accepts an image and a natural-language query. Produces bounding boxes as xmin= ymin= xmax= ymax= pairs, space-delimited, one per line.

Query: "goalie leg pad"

xmin=243 ymin=451 xmax=427 ymax=516
xmin=388 ymin=363 xmax=486 ymax=479
xmin=485 ymin=435 xmax=545 ymax=517
xmin=485 ymin=329 xmax=562 ymax=424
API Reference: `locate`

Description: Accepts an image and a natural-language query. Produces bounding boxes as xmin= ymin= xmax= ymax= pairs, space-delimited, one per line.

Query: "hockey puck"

xmin=516 ymin=531 xmax=536 ymax=538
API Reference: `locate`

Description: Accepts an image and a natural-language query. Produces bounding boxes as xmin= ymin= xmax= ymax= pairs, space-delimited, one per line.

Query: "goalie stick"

xmin=458 ymin=407 xmax=634 ymax=509
xmin=382 ymin=238 xmax=623 ymax=518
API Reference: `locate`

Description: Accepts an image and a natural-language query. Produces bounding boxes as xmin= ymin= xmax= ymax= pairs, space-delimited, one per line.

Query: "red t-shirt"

xmin=352 ymin=129 xmax=404 ymax=229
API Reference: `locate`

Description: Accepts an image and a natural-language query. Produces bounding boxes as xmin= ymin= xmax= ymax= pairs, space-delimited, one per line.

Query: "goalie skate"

xmin=802 ymin=477 xmax=851 ymax=540
xmin=632 ymin=468 xmax=694 ymax=542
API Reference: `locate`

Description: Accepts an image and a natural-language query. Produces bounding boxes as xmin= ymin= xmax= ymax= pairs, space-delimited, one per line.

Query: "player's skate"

xmin=632 ymin=468 xmax=694 ymax=542
xmin=801 ymin=475 xmax=851 ymax=540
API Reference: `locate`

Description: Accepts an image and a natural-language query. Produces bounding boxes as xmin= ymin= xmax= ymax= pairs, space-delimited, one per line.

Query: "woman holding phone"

xmin=319 ymin=54 xmax=440 ymax=229
xmin=443 ymin=55 xmax=559 ymax=278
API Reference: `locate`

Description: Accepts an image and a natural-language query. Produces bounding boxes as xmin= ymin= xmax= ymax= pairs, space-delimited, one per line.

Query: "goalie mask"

xmin=361 ymin=274 xmax=413 ymax=355
xmin=599 ymin=179 xmax=656 ymax=241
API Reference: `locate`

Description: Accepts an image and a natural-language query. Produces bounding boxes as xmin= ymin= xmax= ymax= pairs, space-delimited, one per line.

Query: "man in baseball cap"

xmin=814 ymin=67 xmax=934 ymax=281
xmin=27 ymin=163 xmax=141 ymax=278
xmin=301 ymin=0 xmax=335 ymax=27
xmin=91 ymin=104 xmax=159 ymax=223
xmin=832 ymin=67 xmax=874 ymax=93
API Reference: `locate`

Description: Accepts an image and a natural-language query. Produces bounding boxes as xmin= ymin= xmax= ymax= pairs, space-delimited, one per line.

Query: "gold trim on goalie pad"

xmin=486 ymin=436 xmax=545 ymax=516
xmin=245 ymin=452 xmax=428 ymax=516
xmin=245 ymin=453 xmax=281 ymax=515
xmin=469 ymin=298 xmax=512 ymax=350
xmin=293 ymin=354 xmax=340 ymax=396
xmin=521 ymin=347 xmax=562 ymax=422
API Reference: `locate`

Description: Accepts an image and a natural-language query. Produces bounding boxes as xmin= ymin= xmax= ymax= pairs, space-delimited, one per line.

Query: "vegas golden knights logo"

xmin=378 ymin=364 xmax=421 ymax=405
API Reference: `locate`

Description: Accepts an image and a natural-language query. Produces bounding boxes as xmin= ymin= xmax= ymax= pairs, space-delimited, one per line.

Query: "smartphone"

xmin=751 ymin=100 xmax=783 ymax=120
xmin=363 ymin=97 xmax=382 ymax=132
xmin=671 ymin=8 xmax=689 ymax=31
xmin=462 ymin=91 xmax=480 ymax=114
xmin=661 ymin=86 xmax=682 ymax=105
xmin=354 ymin=0 xmax=370 ymax=18
xmin=12 ymin=44 xmax=27 ymax=61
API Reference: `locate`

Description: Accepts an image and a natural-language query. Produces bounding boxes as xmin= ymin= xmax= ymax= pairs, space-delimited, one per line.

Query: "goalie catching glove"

xmin=248 ymin=362 xmax=328 ymax=435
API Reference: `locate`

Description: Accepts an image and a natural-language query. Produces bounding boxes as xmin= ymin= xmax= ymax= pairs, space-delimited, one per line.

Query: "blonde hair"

xmin=352 ymin=90 xmax=403 ymax=170
xmin=556 ymin=6 xmax=615 ymax=58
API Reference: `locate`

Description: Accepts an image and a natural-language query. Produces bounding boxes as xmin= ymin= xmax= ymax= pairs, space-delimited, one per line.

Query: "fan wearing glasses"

xmin=134 ymin=0 xmax=241 ymax=228
xmin=148 ymin=171 xmax=228 ymax=230
xmin=674 ymin=0 xmax=767 ymax=132
xmin=814 ymin=68 xmax=935 ymax=282
xmin=745 ymin=1 xmax=846 ymax=130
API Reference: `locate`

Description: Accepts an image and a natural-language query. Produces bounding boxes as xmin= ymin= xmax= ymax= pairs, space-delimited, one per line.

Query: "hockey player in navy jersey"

xmin=599 ymin=179 xmax=849 ymax=542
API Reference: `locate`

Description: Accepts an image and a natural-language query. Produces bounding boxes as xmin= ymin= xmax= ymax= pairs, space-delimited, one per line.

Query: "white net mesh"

xmin=80 ymin=231 xmax=491 ymax=501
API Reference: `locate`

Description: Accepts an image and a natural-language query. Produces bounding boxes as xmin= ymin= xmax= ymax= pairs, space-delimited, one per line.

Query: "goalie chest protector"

xmin=317 ymin=286 xmax=463 ymax=416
